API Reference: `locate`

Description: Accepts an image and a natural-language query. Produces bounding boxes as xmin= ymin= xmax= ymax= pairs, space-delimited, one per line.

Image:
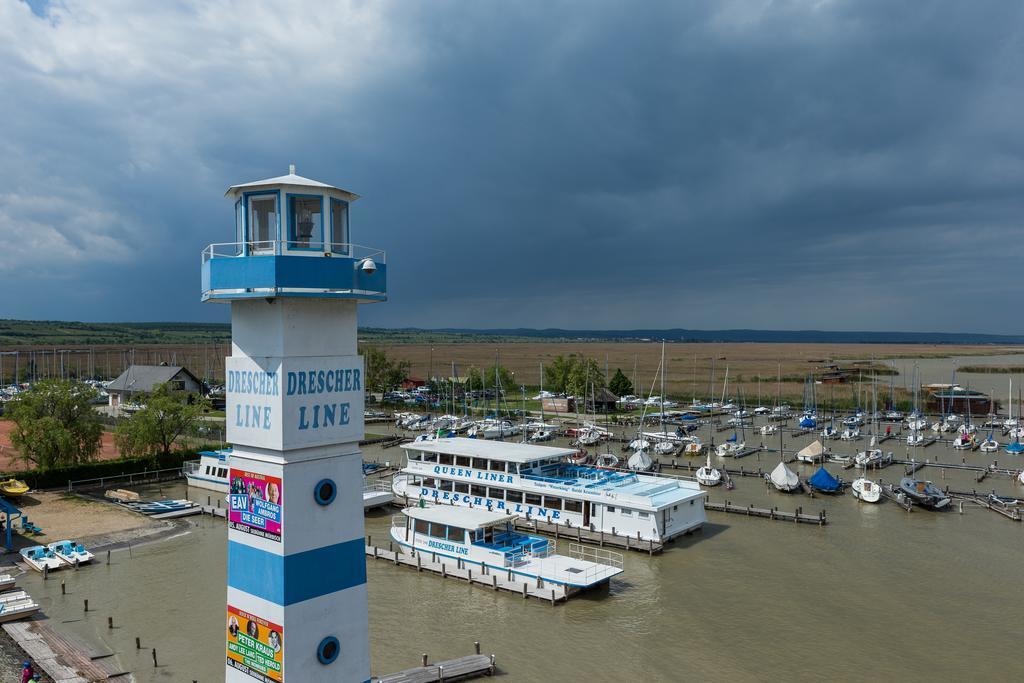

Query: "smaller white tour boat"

xmin=184 ymin=448 xmax=231 ymax=493
xmin=391 ymin=505 xmax=623 ymax=595
xmin=47 ymin=540 xmax=94 ymax=566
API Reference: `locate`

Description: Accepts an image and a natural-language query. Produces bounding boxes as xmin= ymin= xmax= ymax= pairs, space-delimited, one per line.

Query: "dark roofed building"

xmin=106 ymin=364 xmax=204 ymax=409
xmin=586 ymin=387 xmax=619 ymax=413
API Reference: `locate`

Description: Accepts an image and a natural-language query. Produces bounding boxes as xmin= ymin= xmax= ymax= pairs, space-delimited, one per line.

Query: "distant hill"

xmin=2 ymin=320 xmax=1023 ymax=346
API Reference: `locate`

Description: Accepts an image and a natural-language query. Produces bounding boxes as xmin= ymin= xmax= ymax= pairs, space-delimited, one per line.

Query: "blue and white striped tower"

xmin=203 ymin=166 xmax=386 ymax=683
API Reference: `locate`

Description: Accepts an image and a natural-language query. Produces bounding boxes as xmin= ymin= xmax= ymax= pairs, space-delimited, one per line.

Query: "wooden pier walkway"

xmin=365 ymin=543 xmax=570 ymax=603
xmin=375 ymin=651 xmax=496 ymax=683
xmin=704 ymin=500 xmax=827 ymax=525
xmin=4 ymin=620 xmax=131 ymax=682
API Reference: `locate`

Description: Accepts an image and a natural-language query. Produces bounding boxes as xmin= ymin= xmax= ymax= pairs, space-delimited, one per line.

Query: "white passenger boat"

xmin=390 ymin=505 xmax=624 ymax=595
xmin=183 ymin=448 xmax=231 ymax=493
xmin=393 ymin=438 xmax=706 ymax=543
xmin=20 ymin=545 xmax=63 ymax=572
xmin=47 ymin=540 xmax=94 ymax=566
xmin=0 ymin=590 xmax=41 ymax=623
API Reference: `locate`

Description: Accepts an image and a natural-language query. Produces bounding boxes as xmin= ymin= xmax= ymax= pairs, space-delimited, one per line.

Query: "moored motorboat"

xmin=979 ymin=434 xmax=999 ymax=452
xmin=899 ymin=477 xmax=951 ymax=510
xmin=594 ymin=452 xmax=620 ymax=469
xmin=759 ymin=423 xmax=777 ymax=436
xmin=20 ymin=545 xmax=63 ymax=572
xmin=47 ymin=540 xmax=94 ymax=566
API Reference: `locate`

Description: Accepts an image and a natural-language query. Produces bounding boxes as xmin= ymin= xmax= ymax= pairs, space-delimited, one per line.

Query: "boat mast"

xmin=661 ymin=341 xmax=666 ymax=438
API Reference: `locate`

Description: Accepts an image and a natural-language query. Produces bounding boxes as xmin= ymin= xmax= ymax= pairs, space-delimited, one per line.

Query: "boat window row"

xmin=205 ymin=465 xmax=228 ymax=478
xmin=410 ymin=452 xmax=517 ymax=473
xmin=412 ymin=518 xmax=466 ymax=543
xmin=413 ymin=476 xmax=583 ymax=513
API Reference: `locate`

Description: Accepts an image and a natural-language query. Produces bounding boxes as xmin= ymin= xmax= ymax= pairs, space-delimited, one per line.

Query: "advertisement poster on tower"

xmin=228 ymin=469 xmax=283 ymax=541
xmin=226 ymin=605 xmax=283 ymax=682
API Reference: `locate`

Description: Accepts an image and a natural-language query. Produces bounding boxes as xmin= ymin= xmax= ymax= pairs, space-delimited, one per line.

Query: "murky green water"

xmin=15 ymin=430 xmax=1024 ymax=682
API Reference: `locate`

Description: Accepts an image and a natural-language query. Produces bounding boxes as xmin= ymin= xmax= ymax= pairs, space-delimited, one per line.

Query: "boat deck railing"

xmin=363 ymin=478 xmax=393 ymax=494
xmin=566 ymin=543 xmax=624 ymax=570
xmin=182 ymin=460 xmax=200 ymax=475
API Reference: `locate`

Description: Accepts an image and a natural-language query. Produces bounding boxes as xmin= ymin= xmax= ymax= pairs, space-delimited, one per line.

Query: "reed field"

xmin=3 ymin=340 xmax=1022 ymax=407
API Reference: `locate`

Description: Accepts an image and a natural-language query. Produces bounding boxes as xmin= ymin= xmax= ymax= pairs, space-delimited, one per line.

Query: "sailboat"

xmin=851 ymin=460 xmax=882 ymax=503
xmin=855 ymin=378 xmax=884 ymax=467
xmin=979 ymin=431 xmax=999 ymax=452
xmin=715 ymin=432 xmax=743 ymax=457
xmin=766 ymin=460 xmax=801 ymax=492
xmin=652 ymin=342 xmax=677 ymax=457
xmin=628 ymin=347 xmax=660 ymax=472
xmin=806 ymin=466 xmax=844 ymax=494
xmin=695 ymin=453 xmax=722 ymax=487
xmin=799 ymin=376 xmax=817 ymax=429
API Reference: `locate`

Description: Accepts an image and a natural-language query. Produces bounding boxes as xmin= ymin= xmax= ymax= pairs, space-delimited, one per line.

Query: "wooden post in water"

xmin=136 ymin=637 xmax=141 ymax=649
xmin=152 ymin=648 xmax=158 ymax=667
xmin=61 ymin=580 xmax=65 ymax=595
xmin=42 ymin=565 xmax=48 ymax=581
xmin=474 ymin=641 xmax=481 ymax=655
xmin=84 ymin=599 xmax=88 ymax=612
xmin=107 ymin=550 xmax=111 ymax=565
xmin=108 ymin=616 xmax=113 ymax=629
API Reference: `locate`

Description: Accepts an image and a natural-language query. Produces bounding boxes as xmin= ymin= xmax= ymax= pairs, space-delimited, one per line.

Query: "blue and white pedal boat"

xmin=47 ymin=540 xmax=94 ymax=566
xmin=391 ymin=505 xmax=623 ymax=594
xmin=20 ymin=545 xmax=64 ymax=573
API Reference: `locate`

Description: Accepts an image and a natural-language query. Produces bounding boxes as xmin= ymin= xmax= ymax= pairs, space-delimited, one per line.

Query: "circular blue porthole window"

xmin=314 ymin=479 xmax=337 ymax=506
xmin=317 ymin=636 xmax=340 ymax=665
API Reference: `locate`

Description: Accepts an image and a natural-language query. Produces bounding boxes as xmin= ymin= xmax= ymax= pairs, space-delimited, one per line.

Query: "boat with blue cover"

xmin=806 ymin=466 xmax=844 ymax=494
xmin=390 ymin=505 xmax=623 ymax=595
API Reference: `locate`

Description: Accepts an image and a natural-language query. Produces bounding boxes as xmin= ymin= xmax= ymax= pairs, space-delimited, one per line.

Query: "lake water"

xmin=15 ymin=430 xmax=1024 ymax=682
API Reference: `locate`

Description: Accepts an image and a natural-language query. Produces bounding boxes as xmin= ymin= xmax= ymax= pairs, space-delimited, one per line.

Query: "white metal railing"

xmin=182 ymin=460 xmax=200 ymax=475
xmin=364 ymin=478 xmax=393 ymax=494
xmin=202 ymin=241 xmax=386 ymax=264
xmin=66 ymin=466 xmax=185 ymax=493
xmin=567 ymin=543 xmax=624 ymax=570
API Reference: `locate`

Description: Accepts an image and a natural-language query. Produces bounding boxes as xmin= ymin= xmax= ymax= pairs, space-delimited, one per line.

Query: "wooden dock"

xmin=365 ymin=543 xmax=571 ymax=603
xmin=704 ymin=500 xmax=827 ymax=525
xmin=4 ymin=620 xmax=131 ymax=682
xmin=375 ymin=651 xmax=496 ymax=683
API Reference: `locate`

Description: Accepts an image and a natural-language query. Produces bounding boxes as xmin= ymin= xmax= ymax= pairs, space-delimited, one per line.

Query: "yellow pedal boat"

xmin=0 ymin=479 xmax=30 ymax=498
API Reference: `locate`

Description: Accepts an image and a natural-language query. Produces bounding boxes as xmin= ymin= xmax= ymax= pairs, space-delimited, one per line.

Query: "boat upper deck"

xmin=403 ymin=437 xmax=576 ymax=464
xmin=520 ymin=462 xmax=702 ymax=507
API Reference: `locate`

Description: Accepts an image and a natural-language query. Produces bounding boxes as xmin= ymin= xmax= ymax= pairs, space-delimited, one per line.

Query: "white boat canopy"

xmin=769 ymin=461 xmax=800 ymax=489
xmin=403 ymin=505 xmax=516 ymax=530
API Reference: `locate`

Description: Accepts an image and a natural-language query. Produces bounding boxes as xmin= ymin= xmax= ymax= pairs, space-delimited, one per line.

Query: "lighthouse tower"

xmin=203 ymin=166 xmax=386 ymax=682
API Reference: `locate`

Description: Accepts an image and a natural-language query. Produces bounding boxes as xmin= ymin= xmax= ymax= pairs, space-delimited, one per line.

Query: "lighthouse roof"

xmin=226 ymin=169 xmax=359 ymax=200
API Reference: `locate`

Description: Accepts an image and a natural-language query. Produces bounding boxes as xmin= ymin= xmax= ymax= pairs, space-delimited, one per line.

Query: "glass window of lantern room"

xmin=248 ymin=194 xmax=278 ymax=253
xmin=234 ymin=200 xmax=243 ymax=255
xmin=289 ymin=195 xmax=322 ymax=250
xmin=330 ymin=198 xmax=349 ymax=253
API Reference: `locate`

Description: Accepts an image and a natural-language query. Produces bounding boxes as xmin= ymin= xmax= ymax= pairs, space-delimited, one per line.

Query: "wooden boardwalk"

xmin=4 ymin=620 xmax=131 ymax=683
xmin=375 ymin=654 xmax=496 ymax=683
xmin=365 ymin=544 xmax=571 ymax=603
xmin=704 ymin=500 xmax=827 ymax=526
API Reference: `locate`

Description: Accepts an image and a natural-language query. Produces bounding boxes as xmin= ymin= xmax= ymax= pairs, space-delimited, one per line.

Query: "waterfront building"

xmin=203 ymin=166 xmax=386 ymax=682
xmin=105 ymin=364 xmax=203 ymax=410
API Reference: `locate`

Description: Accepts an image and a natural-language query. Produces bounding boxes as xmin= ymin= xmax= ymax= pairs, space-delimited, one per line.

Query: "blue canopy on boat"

xmin=808 ymin=466 xmax=841 ymax=492
xmin=800 ymin=416 xmax=817 ymax=428
xmin=1006 ymin=440 xmax=1024 ymax=454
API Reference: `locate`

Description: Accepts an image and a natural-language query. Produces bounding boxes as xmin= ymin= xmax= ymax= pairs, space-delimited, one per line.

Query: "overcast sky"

xmin=2 ymin=1 xmax=1023 ymax=332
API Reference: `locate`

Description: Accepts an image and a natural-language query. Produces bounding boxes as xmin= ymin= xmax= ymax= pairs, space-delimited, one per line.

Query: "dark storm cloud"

xmin=2 ymin=1 xmax=1022 ymax=332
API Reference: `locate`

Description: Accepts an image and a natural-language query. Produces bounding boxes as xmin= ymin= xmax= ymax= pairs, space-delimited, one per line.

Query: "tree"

xmin=7 ymin=380 xmax=103 ymax=470
xmin=362 ymin=346 xmax=411 ymax=394
xmin=463 ymin=365 xmax=514 ymax=391
xmin=544 ymin=355 xmax=575 ymax=394
xmin=609 ymin=368 xmax=633 ymax=397
xmin=114 ymin=383 xmax=211 ymax=457
xmin=567 ymin=356 xmax=605 ymax=399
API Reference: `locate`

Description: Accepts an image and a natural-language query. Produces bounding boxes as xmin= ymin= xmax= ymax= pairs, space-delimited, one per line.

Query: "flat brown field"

xmin=376 ymin=342 xmax=1024 ymax=402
